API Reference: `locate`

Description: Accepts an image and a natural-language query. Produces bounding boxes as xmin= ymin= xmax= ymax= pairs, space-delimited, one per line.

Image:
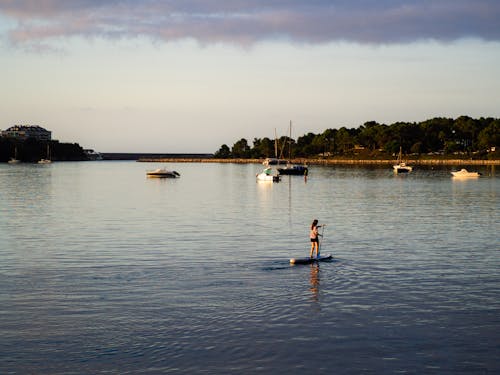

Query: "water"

xmin=1 ymin=161 xmax=498 ymax=374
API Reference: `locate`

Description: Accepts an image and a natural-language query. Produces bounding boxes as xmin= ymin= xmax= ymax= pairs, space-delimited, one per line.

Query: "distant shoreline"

xmin=137 ymin=157 xmax=500 ymax=166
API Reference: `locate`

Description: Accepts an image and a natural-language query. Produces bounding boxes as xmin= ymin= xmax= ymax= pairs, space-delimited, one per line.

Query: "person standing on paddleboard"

xmin=309 ymin=219 xmax=322 ymax=258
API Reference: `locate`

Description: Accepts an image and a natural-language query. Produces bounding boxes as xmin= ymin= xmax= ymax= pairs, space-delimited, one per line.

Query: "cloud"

xmin=1 ymin=0 xmax=499 ymax=49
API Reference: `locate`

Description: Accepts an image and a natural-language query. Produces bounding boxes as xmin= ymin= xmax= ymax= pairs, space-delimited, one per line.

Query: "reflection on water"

xmin=0 ymin=161 xmax=499 ymax=374
xmin=309 ymin=263 xmax=320 ymax=302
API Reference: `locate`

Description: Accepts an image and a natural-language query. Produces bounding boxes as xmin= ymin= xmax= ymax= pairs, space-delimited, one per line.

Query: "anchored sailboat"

xmin=263 ymin=128 xmax=288 ymax=167
xmin=38 ymin=144 xmax=52 ymax=164
xmin=393 ymin=146 xmax=412 ymax=173
xmin=8 ymin=146 xmax=20 ymax=164
xmin=277 ymin=121 xmax=308 ymax=176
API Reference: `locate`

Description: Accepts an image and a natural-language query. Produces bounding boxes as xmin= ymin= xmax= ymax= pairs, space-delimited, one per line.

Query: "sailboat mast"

xmin=274 ymin=128 xmax=278 ymax=158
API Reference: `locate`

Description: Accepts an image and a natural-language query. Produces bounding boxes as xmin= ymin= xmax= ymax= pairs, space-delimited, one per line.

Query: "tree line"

xmin=214 ymin=116 xmax=499 ymax=159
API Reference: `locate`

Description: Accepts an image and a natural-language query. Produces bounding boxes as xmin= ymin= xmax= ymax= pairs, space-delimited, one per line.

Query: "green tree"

xmin=321 ymin=128 xmax=337 ymax=156
xmin=335 ymin=127 xmax=355 ymax=154
xmin=358 ymin=121 xmax=381 ymax=150
xmin=250 ymin=137 xmax=274 ymax=158
xmin=477 ymin=120 xmax=499 ymax=151
xmin=213 ymin=116 xmax=499 ymax=159
xmin=296 ymin=132 xmax=316 ymax=157
xmin=454 ymin=116 xmax=477 ymax=152
xmin=420 ymin=117 xmax=453 ymax=153
xmin=214 ymin=144 xmax=231 ymax=158
xmin=231 ymin=138 xmax=251 ymax=158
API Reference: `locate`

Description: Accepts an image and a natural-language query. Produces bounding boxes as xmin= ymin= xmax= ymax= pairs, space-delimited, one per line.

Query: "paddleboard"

xmin=290 ymin=254 xmax=332 ymax=265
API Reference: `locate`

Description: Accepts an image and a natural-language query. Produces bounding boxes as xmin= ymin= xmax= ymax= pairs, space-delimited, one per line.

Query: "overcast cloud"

xmin=1 ymin=0 xmax=500 ymax=49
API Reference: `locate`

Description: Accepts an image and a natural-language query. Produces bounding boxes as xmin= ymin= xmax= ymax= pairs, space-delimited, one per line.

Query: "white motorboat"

xmin=393 ymin=146 xmax=412 ymax=173
xmin=256 ymin=167 xmax=280 ymax=182
xmin=451 ymin=168 xmax=481 ymax=178
xmin=146 ymin=168 xmax=180 ymax=178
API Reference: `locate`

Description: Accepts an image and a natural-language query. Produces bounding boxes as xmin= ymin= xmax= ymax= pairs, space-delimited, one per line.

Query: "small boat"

xmin=262 ymin=128 xmax=288 ymax=167
xmin=278 ymin=164 xmax=308 ymax=176
xmin=393 ymin=146 xmax=412 ymax=173
xmin=451 ymin=168 xmax=481 ymax=178
xmin=8 ymin=146 xmax=20 ymax=163
xmin=38 ymin=144 xmax=52 ymax=164
xmin=256 ymin=167 xmax=280 ymax=182
xmin=393 ymin=162 xmax=412 ymax=173
xmin=277 ymin=121 xmax=308 ymax=176
xmin=146 ymin=168 xmax=180 ymax=178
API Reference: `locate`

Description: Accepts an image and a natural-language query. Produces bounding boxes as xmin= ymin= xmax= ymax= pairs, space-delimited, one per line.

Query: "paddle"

xmin=318 ymin=224 xmax=326 ymax=257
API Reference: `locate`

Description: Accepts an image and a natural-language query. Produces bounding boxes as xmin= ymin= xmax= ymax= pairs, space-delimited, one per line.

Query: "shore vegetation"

xmin=214 ymin=116 xmax=499 ymax=160
xmin=0 ymin=138 xmax=87 ymax=162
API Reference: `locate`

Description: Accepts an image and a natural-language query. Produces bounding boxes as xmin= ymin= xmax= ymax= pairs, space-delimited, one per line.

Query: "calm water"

xmin=1 ymin=161 xmax=498 ymax=374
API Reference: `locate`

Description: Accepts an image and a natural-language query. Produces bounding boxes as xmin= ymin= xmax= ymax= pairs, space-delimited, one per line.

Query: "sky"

xmin=1 ymin=1 xmax=499 ymax=153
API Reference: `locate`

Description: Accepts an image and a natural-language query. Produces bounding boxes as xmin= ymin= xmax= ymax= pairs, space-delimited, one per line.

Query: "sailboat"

xmin=38 ymin=144 xmax=52 ymax=164
xmin=393 ymin=146 xmax=412 ymax=173
xmin=277 ymin=121 xmax=308 ymax=176
xmin=8 ymin=146 xmax=20 ymax=164
xmin=263 ymin=128 xmax=288 ymax=167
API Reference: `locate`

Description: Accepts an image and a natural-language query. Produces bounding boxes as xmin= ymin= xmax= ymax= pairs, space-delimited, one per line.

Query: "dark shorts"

xmin=310 ymin=238 xmax=319 ymax=243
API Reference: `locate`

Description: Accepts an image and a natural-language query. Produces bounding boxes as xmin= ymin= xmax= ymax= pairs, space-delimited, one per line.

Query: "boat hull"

xmin=278 ymin=165 xmax=308 ymax=175
xmin=256 ymin=173 xmax=280 ymax=182
xmin=393 ymin=167 xmax=412 ymax=173
xmin=146 ymin=169 xmax=180 ymax=178
xmin=451 ymin=169 xmax=480 ymax=178
xmin=393 ymin=164 xmax=412 ymax=173
xmin=256 ymin=167 xmax=280 ymax=182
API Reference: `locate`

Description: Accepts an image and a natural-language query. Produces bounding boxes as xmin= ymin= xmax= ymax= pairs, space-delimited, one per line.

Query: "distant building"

xmin=1 ymin=125 xmax=52 ymax=141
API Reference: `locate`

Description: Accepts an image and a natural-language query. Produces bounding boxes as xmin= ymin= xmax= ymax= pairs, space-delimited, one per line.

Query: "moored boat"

xmin=393 ymin=162 xmax=412 ymax=173
xmin=278 ymin=121 xmax=308 ymax=176
xmin=262 ymin=128 xmax=288 ymax=167
xmin=393 ymin=146 xmax=412 ymax=173
xmin=256 ymin=167 xmax=280 ymax=182
xmin=146 ymin=168 xmax=180 ymax=178
xmin=8 ymin=146 xmax=20 ymax=163
xmin=278 ymin=164 xmax=308 ymax=176
xmin=38 ymin=144 xmax=52 ymax=164
xmin=451 ymin=168 xmax=481 ymax=178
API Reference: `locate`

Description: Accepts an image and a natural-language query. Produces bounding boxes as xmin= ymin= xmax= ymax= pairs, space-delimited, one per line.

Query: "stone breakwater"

xmin=138 ymin=158 xmax=500 ymax=165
